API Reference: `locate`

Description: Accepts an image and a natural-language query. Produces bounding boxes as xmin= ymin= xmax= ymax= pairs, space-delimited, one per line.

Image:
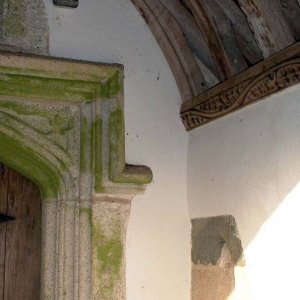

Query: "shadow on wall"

xmin=188 ymin=86 xmax=300 ymax=299
xmin=191 ymin=184 xmax=300 ymax=300
xmin=187 ymin=86 xmax=300 ymax=248
xmin=230 ymin=180 xmax=300 ymax=300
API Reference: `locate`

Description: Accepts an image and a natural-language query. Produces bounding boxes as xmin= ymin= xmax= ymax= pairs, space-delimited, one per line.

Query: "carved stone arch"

xmin=0 ymin=111 xmax=72 ymax=201
xmin=0 ymin=51 xmax=152 ymax=299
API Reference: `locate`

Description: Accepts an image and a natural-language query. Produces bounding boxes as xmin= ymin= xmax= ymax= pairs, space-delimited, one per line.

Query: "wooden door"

xmin=0 ymin=164 xmax=41 ymax=300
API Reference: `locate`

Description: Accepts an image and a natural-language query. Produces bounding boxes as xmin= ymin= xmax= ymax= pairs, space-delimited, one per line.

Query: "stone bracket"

xmin=191 ymin=215 xmax=244 ymax=300
xmin=191 ymin=215 xmax=244 ymax=266
xmin=181 ymin=42 xmax=300 ymax=131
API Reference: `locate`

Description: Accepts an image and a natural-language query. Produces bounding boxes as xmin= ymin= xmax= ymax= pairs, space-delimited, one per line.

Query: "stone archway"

xmin=0 ymin=51 xmax=152 ymax=300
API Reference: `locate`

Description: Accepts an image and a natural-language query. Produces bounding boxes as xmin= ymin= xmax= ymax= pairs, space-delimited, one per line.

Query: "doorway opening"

xmin=0 ymin=163 xmax=41 ymax=300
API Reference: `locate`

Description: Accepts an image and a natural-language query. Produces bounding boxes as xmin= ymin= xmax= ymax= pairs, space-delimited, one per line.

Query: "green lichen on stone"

xmin=80 ymin=117 xmax=91 ymax=174
xmin=0 ymin=81 xmax=94 ymax=103
xmin=80 ymin=207 xmax=92 ymax=225
xmin=0 ymin=100 xmax=75 ymax=135
xmin=0 ymin=64 xmax=124 ymax=109
xmin=109 ymin=107 xmax=125 ymax=182
xmin=107 ymin=71 xmax=123 ymax=97
xmin=92 ymin=118 xmax=106 ymax=193
xmin=0 ymin=131 xmax=60 ymax=200
xmin=92 ymin=219 xmax=123 ymax=299
xmin=109 ymin=108 xmax=153 ymax=185
xmin=0 ymin=65 xmax=118 ymax=84
xmin=3 ymin=0 xmax=26 ymax=37
xmin=0 ymin=70 xmax=102 ymax=103
xmin=0 ymin=100 xmax=77 ymax=169
xmin=101 ymin=71 xmax=123 ymax=98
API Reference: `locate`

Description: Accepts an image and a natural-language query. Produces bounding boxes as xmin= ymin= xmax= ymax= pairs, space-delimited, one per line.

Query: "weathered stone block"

xmin=192 ymin=215 xmax=244 ymax=266
xmin=191 ymin=215 xmax=244 ymax=300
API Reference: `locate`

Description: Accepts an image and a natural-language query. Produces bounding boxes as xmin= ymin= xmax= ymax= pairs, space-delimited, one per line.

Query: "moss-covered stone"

xmin=0 ymin=100 xmax=75 ymax=136
xmin=92 ymin=118 xmax=105 ymax=193
xmin=0 ymin=50 xmax=152 ymax=203
xmin=109 ymin=108 xmax=153 ymax=185
xmin=0 ymin=67 xmax=106 ymax=102
xmin=101 ymin=71 xmax=123 ymax=98
xmin=109 ymin=107 xmax=125 ymax=180
xmin=0 ymin=51 xmax=152 ymax=300
xmin=80 ymin=117 xmax=89 ymax=173
xmin=92 ymin=219 xmax=123 ymax=299
xmin=0 ymin=131 xmax=60 ymax=200
xmin=80 ymin=207 xmax=92 ymax=225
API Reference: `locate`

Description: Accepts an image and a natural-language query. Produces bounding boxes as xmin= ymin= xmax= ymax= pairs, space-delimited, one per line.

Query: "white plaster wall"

xmin=188 ymin=85 xmax=300 ymax=299
xmin=43 ymin=1 xmax=191 ymax=299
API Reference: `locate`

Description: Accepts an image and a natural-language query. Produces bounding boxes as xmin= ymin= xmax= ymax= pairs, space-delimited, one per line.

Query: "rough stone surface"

xmin=192 ymin=264 xmax=235 ymax=300
xmin=0 ymin=0 xmax=49 ymax=54
xmin=192 ymin=215 xmax=244 ymax=266
xmin=0 ymin=51 xmax=152 ymax=200
xmin=192 ymin=243 xmax=235 ymax=300
xmin=0 ymin=98 xmax=80 ymax=200
xmin=191 ymin=216 xmax=244 ymax=300
xmin=0 ymin=51 xmax=152 ymax=299
xmin=92 ymin=196 xmax=131 ymax=300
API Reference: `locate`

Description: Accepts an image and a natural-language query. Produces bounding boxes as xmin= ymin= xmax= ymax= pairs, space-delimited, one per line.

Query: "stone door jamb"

xmin=0 ymin=51 xmax=152 ymax=299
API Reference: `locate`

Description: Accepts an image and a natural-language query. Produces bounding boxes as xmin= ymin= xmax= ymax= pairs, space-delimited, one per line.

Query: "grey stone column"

xmin=41 ymin=201 xmax=58 ymax=300
xmin=91 ymin=195 xmax=132 ymax=300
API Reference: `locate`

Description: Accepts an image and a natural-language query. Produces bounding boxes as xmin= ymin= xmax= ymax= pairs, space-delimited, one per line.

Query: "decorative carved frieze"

xmin=181 ymin=42 xmax=300 ymax=131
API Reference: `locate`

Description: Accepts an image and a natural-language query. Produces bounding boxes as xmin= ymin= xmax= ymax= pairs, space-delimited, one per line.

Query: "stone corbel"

xmin=191 ymin=216 xmax=244 ymax=300
xmin=0 ymin=51 xmax=152 ymax=299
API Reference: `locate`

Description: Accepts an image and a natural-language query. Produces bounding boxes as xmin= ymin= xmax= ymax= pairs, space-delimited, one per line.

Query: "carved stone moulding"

xmin=0 ymin=51 xmax=152 ymax=299
xmin=180 ymin=42 xmax=300 ymax=131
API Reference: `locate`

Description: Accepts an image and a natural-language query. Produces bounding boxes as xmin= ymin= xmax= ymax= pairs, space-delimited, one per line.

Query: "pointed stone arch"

xmin=0 ymin=51 xmax=152 ymax=299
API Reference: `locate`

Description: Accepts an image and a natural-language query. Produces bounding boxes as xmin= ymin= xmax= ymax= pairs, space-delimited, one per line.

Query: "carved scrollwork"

xmin=180 ymin=80 xmax=250 ymax=130
xmin=243 ymin=63 xmax=300 ymax=105
xmin=181 ymin=56 xmax=300 ymax=131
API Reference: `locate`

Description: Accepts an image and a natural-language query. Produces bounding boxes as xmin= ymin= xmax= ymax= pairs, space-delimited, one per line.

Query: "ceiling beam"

xmin=180 ymin=42 xmax=300 ymax=131
xmin=131 ymin=0 xmax=207 ymax=102
xmin=212 ymin=0 xmax=262 ymax=65
xmin=132 ymin=0 xmax=194 ymax=102
xmin=204 ymin=0 xmax=249 ymax=72
xmin=144 ymin=0 xmax=207 ymax=98
xmin=159 ymin=0 xmax=218 ymax=78
xmin=186 ymin=0 xmax=248 ymax=81
xmin=237 ymin=0 xmax=295 ymax=58
xmin=280 ymin=0 xmax=300 ymax=40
